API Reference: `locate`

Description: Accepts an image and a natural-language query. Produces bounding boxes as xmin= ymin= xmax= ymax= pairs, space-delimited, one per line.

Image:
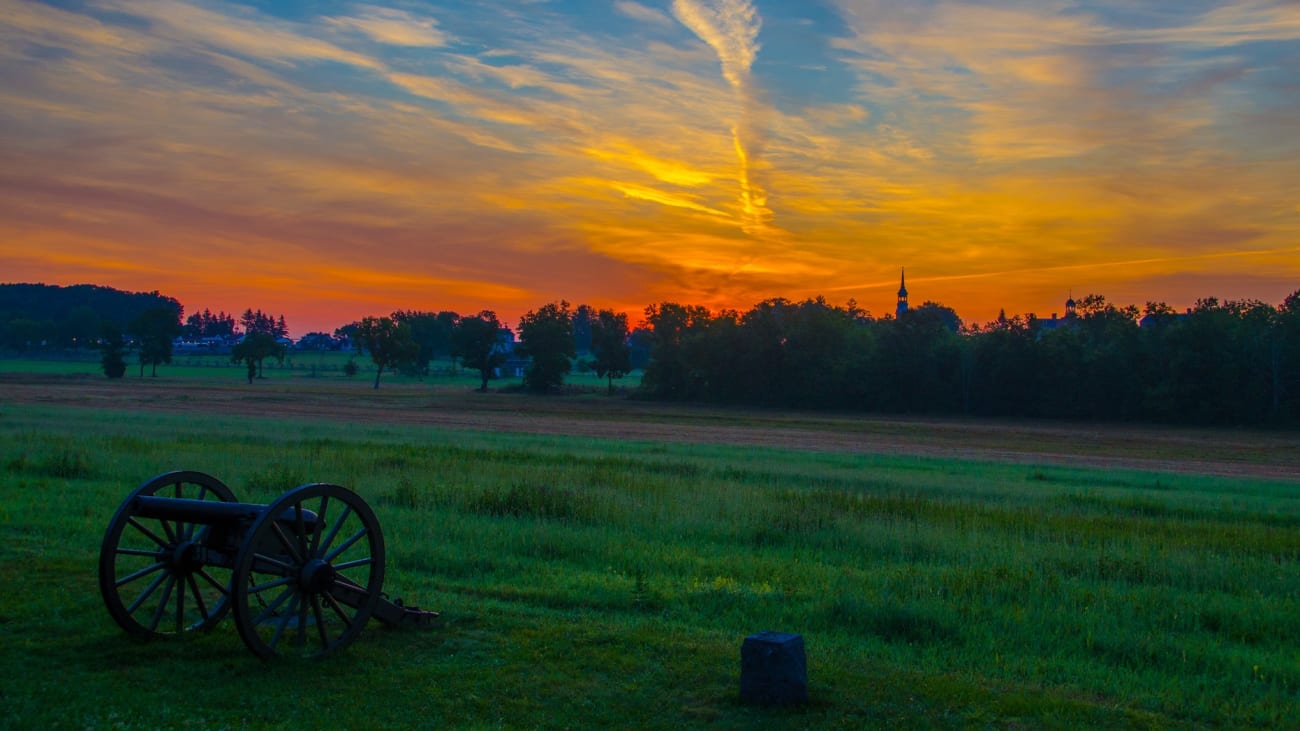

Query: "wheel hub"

xmin=299 ymin=559 xmax=337 ymax=593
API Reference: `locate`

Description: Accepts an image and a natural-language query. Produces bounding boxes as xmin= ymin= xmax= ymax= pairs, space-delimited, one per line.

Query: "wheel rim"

xmin=231 ymin=483 xmax=386 ymax=659
xmin=98 ymin=471 xmax=238 ymax=638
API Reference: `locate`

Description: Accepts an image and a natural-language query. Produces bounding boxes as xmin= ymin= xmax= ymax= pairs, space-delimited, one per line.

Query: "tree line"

xmin=634 ymin=292 xmax=1300 ymax=427
xmin=4 ymin=283 xmax=1298 ymax=426
xmin=338 ymin=304 xmax=631 ymax=394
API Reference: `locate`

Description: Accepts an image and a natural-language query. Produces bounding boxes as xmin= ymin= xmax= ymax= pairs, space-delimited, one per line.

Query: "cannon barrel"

xmin=132 ymin=495 xmax=263 ymax=524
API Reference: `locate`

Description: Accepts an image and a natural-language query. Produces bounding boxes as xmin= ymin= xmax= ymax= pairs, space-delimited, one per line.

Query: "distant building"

xmin=1035 ymin=294 xmax=1077 ymax=332
xmin=895 ymin=268 xmax=909 ymax=317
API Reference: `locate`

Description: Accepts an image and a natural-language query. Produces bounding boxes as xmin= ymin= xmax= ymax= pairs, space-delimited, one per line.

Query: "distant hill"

xmin=0 ymin=282 xmax=181 ymax=350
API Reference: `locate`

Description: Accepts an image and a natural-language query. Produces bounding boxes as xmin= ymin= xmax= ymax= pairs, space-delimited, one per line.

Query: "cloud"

xmin=612 ymin=182 xmax=727 ymax=216
xmin=671 ymin=0 xmax=772 ymax=234
xmin=615 ymin=1 xmax=675 ymax=27
xmin=671 ymin=0 xmax=760 ymax=89
xmin=326 ymin=5 xmax=450 ymax=47
xmin=99 ymin=0 xmax=384 ymax=70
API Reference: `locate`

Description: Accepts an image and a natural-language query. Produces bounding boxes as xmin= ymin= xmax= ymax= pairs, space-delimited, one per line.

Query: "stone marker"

xmin=740 ymin=631 xmax=808 ymax=706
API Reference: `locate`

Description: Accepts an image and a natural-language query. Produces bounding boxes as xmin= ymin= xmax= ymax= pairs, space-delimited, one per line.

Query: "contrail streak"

xmin=673 ymin=0 xmax=771 ymax=234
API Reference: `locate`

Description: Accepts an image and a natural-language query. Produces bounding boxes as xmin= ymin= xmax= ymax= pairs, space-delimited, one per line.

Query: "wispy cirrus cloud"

xmin=615 ymin=1 xmax=675 ymax=28
xmin=326 ymin=5 xmax=450 ymax=48
xmin=97 ymin=0 xmax=384 ymax=70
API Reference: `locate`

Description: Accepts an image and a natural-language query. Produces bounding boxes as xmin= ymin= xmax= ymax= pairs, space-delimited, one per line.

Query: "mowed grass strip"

xmin=1 ymin=402 xmax=1296 ymax=729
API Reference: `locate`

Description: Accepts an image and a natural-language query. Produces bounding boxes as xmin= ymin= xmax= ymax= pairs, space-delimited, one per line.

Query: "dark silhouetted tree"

xmin=99 ymin=322 xmax=128 ymax=379
xmin=590 ymin=309 xmax=631 ymax=394
xmin=183 ymin=309 xmax=236 ymax=339
xmin=231 ymin=332 xmax=286 ymax=384
xmin=572 ymin=304 xmax=594 ymax=354
xmin=640 ymin=302 xmax=713 ymax=399
xmin=517 ymin=301 xmax=575 ymax=393
xmin=392 ymin=310 xmax=459 ymax=376
xmin=130 ymin=305 xmax=182 ymax=377
xmin=353 ymin=316 xmax=418 ymax=389
xmin=453 ymin=311 xmax=507 ymax=392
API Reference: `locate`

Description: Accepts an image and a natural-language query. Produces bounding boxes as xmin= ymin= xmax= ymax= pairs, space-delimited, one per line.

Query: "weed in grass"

xmin=379 ymin=477 xmax=424 ymax=509
xmin=466 ymin=482 xmax=594 ymax=522
xmin=820 ymin=596 xmax=959 ymax=645
xmin=242 ymin=463 xmax=307 ymax=496
xmin=24 ymin=445 xmax=95 ymax=479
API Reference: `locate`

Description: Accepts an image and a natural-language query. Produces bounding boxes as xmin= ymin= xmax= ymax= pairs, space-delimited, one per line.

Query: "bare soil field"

xmin=4 ymin=372 xmax=1298 ymax=480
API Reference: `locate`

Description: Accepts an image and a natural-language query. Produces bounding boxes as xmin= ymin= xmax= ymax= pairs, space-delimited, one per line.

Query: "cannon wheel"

xmin=230 ymin=483 xmax=386 ymax=659
xmin=99 ymin=470 xmax=239 ymax=639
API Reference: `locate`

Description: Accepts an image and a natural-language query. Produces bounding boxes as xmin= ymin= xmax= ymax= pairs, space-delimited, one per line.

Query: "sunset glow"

xmin=2 ymin=0 xmax=1297 ymax=335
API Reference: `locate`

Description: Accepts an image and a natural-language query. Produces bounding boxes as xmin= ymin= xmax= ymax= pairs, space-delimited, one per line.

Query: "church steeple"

xmin=1065 ymin=290 xmax=1076 ymax=319
xmin=896 ymin=268 xmax=909 ymax=317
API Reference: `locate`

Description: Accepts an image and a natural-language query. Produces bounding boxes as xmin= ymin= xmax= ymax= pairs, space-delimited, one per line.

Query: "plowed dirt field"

xmin=4 ymin=373 xmax=1298 ymax=480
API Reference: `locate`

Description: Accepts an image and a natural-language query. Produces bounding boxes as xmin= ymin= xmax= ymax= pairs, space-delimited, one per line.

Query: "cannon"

xmin=99 ymin=470 xmax=437 ymax=659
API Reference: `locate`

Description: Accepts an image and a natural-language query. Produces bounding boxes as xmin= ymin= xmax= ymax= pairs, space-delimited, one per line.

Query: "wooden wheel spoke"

xmin=322 ymin=591 xmax=354 ymax=629
xmin=147 ymin=575 xmax=177 ymax=632
xmin=317 ymin=504 xmax=353 ymax=555
xmin=309 ymin=495 xmax=330 ymax=555
xmin=247 ymin=574 xmax=295 ymax=595
xmin=270 ymin=522 xmax=304 ymax=565
xmin=126 ymin=518 xmax=170 ymax=549
xmin=195 ymin=568 xmax=228 ymax=594
xmin=186 ymin=573 xmax=210 ymax=623
xmin=332 ymin=557 xmax=373 ymax=572
xmin=158 ymin=517 xmax=178 ymax=544
xmin=324 ymin=527 xmax=368 ymax=562
xmin=115 ymin=561 xmax=165 ymax=588
xmin=126 ymin=571 xmax=168 ymax=614
xmin=116 ymin=547 xmax=161 ymax=558
xmin=268 ymin=593 xmax=301 ymax=650
xmin=249 ymin=552 xmax=294 ymax=574
xmin=251 ymin=585 xmax=295 ymax=626
xmin=312 ymin=595 xmax=331 ymax=648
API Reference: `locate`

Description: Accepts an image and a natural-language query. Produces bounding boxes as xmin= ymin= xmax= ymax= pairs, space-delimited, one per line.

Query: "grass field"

xmin=0 ymin=350 xmax=634 ymax=392
xmin=1 ymin=372 xmax=1297 ymax=729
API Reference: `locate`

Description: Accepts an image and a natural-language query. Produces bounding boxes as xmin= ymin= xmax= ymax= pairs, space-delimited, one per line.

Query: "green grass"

xmin=0 ymin=352 xmax=633 ymax=391
xmin=1 ymin=403 xmax=1296 ymax=729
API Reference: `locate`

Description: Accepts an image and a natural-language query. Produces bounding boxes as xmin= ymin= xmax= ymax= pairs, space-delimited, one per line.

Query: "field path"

xmin=4 ymin=373 xmax=1298 ymax=480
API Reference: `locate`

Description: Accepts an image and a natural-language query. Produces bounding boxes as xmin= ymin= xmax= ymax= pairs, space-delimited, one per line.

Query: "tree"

xmin=61 ymin=305 xmax=101 ymax=349
xmin=98 ymin=322 xmax=128 ymax=379
xmin=453 ymin=311 xmax=507 ymax=392
xmin=353 ymin=316 xmax=418 ymax=389
xmin=129 ymin=305 xmax=182 ymax=377
xmin=590 ymin=309 xmax=632 ymax=394
xmin=183 ymin=309 xmax=236 ymax=339
xmin=640 ymin=302 xmax=713 ymax=399
xmin=516 ymin=301 xmax=575 ymax=393
xmin=334 ymin=323 xmax=358 ymax=350
xmin=0 ymin=283 xmax=180 ymax=349
xmin=231 ymin=332 xmax=286 ymax=384
xmin=239 ymin=308 xmax=288 ymax=338
xmin=392 ymin=310 xmax=459 ymax=376
xmin=1276 ymin=289 xmax=1300 ymax=421
xmin=572 ymin=304 xmax=595 ymax=354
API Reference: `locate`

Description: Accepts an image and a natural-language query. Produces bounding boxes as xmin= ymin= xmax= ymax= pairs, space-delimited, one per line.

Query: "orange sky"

xmin=2 ymin=0 xmax=1298 ymax=336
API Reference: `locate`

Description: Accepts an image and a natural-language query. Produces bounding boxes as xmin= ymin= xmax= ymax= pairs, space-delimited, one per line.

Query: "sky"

xmin=2 ymin=0 xmax=1298 ymax=336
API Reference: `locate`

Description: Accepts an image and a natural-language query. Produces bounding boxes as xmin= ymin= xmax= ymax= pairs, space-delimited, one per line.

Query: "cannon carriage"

xmin=99 ymin=470 xmax=436 ymax=659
